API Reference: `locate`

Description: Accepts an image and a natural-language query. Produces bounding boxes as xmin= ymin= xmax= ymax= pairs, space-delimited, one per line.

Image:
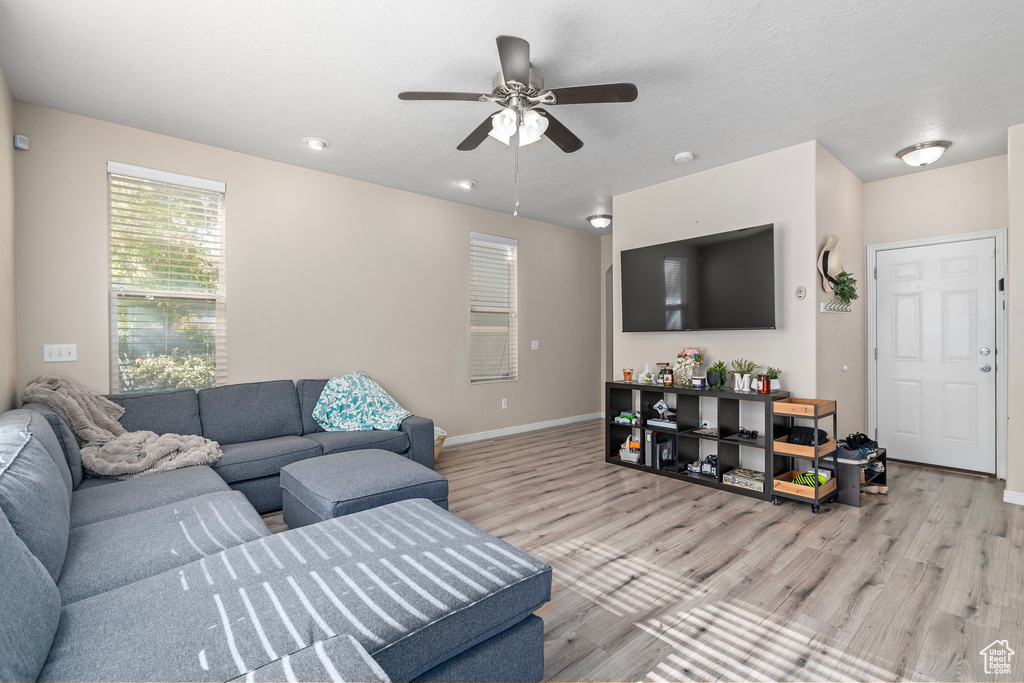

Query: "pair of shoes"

xmin=863 ymin=485 xmax=889 ymax=494
xmin=866 ymin=461 xmax=885 ymax=473
xmin=847 ymin=432 xmax=879 ymax=449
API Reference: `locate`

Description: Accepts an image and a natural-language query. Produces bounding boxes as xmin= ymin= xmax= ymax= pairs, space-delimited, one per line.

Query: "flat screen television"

xmin=620 ymin=224 xmax=776 ymax=332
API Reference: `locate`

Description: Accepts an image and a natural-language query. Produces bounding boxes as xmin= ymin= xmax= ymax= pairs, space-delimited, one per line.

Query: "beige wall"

xmin=599 ymin=233 xmax=613 ymax=386
xmin=1007 ymin=125 xmax=1024 ymax=495
xmin=864 ymin=155 xmax=1008 ymax=245
xmin=0 ymin=66 xmax=15 ymax=411
xmin=613 ymin=142 xmax=821 ymax=443
xmin=815 ymin=144 xmax=866 ymax=435
xmin=13 ymin=103 xmax=602 ymax=437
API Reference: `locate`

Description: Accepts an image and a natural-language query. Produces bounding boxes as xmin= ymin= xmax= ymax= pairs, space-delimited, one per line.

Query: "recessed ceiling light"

xmin=455 ymin=179 xmax=477 ymax=190
xmin=674 ymin=151 xmax=695 ymax=163
xmin=896 ymin=140 xmax=950 ymax=167
xmin=303 ymin=137 xmax=329 ymax=150
xmin=588 ymin=214 xmax=612 ymax=229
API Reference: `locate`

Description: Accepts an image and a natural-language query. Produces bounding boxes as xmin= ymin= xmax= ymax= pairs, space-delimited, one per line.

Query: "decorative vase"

xmin=681 ymin=366 xmax=694 ymax=387
xmin=771 ymin=379 xmax=781 ymax=392
xmin=707 ymin=371 xmax=720 ymax=388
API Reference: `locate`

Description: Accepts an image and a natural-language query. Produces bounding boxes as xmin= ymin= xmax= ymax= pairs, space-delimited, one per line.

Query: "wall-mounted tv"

xmin=621 ymin=224 xmax=776 ymax=332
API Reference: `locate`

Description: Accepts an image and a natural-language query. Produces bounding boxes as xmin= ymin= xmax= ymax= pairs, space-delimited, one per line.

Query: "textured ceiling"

xmin=2 ymin=0 xmax=1024 ymax=234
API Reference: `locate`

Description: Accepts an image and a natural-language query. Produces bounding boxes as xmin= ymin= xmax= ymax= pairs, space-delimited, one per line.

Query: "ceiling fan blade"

xmin=536 ymin=109 xmax=583 ymax=153
xmin=457 ymin=112 xmax=501 ymax=151
xmin=496 ymin=35 xmax=531 ymax=85
xmin=398 ymin=91 xmax=489 ymax=101
xmin=546 ymin=83 xmax=638 ymax=105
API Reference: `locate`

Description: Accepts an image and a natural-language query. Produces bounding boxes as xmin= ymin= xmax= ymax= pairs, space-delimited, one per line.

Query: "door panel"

xmin=875 ymin=238 xmax=996 ymax=473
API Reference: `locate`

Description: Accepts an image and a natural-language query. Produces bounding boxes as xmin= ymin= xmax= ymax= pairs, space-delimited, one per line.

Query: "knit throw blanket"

xmin=22 ymin=375 xmax=222 ymax=480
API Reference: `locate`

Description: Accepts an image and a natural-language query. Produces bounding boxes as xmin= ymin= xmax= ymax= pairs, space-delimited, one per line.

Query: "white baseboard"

xmin=444 ymin=412 xmax=603 ymax=447
xmin=1003 ymin=490 xmax=1024 ymax=507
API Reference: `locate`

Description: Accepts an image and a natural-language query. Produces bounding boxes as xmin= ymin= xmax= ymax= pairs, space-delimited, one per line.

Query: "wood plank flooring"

xmin=262 ymin=419 xmax=1022 ymax=682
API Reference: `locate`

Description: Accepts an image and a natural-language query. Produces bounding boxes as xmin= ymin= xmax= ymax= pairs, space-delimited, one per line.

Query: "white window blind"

xmin=470 ymin=232 xmax=518 ymax=383
xmin=108 ymin=162 xmax=226 ymax=393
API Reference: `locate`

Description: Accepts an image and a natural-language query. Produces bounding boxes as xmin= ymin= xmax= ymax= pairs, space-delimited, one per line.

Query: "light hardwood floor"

xmin=264 ymin=419 xmax=1023 ymax=682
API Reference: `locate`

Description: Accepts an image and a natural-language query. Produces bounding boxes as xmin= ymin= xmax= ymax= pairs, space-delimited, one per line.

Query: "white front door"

xmin=875 ymin=237 xmax=997 ymax=473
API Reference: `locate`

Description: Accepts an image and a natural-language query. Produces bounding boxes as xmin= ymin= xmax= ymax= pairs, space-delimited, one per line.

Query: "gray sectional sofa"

xmin=27 ymin=379 xmax=435 ymax=513
xmin=1 ymin=380 xmax=550 ymax=682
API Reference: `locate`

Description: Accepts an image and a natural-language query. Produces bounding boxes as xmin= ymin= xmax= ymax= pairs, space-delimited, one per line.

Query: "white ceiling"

xmin=2 ymin=0 xmax=1024 ymax=234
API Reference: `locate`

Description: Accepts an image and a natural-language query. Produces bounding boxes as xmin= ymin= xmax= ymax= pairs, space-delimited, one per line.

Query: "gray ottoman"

xmin=279 ymin=448 xmax=449 ymax=528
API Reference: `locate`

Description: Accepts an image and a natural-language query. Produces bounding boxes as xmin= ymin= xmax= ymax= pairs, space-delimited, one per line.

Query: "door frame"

xmin=867 ymin=229 xmax=1008 ymax=479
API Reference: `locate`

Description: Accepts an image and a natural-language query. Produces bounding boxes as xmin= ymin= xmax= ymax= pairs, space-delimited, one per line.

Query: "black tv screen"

xmin=621 ymin=224 xmax=776 ymax=332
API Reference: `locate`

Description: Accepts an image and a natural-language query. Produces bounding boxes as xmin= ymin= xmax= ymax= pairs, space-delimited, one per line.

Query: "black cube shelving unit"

xmin=605 ymin=381 xmax=792 ymax=502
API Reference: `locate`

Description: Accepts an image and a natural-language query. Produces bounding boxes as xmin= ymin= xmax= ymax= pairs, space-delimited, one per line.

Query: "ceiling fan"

xmin=399 ymin=35 xmax=638 ymax=154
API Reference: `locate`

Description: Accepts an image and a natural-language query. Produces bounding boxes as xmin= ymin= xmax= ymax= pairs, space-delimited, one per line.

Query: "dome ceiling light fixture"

xmin=896 ymin=140 xmax=951 ymax=167
xmin=588 ymin=214 xmax=612 ymax=229
xmin=674 ymin=151 xmax=695 ymax=163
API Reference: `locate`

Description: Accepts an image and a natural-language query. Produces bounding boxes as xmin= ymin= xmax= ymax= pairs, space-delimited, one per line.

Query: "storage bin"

xmin=774 ymin=470 xmax=837 ymax=499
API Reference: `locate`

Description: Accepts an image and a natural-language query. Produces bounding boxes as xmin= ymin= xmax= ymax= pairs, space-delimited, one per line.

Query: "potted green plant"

xmin=833 ymin=271 xmax=859 ymax=305
xmin=766 ymin=366 xmax=782 ymax=391
xmin=707 ymin=361 xmax=727 ymax=390
xmin=730 ymin=358 xmax=759 ymax=391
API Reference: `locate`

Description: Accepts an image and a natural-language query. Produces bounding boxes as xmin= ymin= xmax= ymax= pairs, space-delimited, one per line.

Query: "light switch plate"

xmin=531 ymin=340 xmax=539 ymax=350
xmin=43 ymin=344 xmax=77 ymax=362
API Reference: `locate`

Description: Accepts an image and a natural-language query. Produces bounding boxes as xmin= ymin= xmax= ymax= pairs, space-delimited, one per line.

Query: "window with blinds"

xmin=108 ymin=162 xmax=226 ymax=393
xmin=470 ymin=232 xmax=518 ymax=383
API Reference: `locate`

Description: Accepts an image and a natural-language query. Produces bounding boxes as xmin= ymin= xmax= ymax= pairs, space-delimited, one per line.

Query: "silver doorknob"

xmin=980 ymin=365 xmax=992 ymax=372
xmin=980 ymin=347 xmax=991 ymax=356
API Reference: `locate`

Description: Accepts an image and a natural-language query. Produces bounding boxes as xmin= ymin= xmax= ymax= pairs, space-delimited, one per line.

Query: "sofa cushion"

xmin=39 ymin=499 xmax=552 ymax=682
xmin=213 ymin=436 xmax=322 ymax=484
xmin=106 ymin=388 xmax=203 ymax=436
xmin=228 ymin=635 xmax=389 ymax=683
xmin=59 ymin=491 xmax=271 ymax=604
xmin=70 ymin=464 xmax=230 ymax=528
xmin=21 ymin=402 xmax=84 ymax=489
xmin=280 ymin=450 xmax=447 ymax=528
xmin=303 ymin=429 xmax=410 ymax=456
xmin=198 ymin=380 xmax=303 ymax=445
xmin=0 ymin=431 xmax=71 ymax=581
xmin=0 ymin=408 xmax=73 ymax=496
xmin=229 ymin=474 xmax=287 ymax=514
xmin=0 ymin=510 xmax=61 ymax=683
xmin=297 ymin=378 xmax=328 ymax=434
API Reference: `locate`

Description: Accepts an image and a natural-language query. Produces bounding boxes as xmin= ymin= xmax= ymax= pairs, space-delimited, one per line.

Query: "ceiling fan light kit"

xmin=399 ymin=35 xmax=638 ymax=215
xmin=896 ymin=140 xmax=950 ymax=167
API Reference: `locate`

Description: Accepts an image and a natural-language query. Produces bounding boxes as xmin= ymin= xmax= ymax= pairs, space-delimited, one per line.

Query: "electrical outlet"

xmin=501 ymin=398 xmax=508 ymax=410
xmin=531 ymin=340 xmax=539 ymax=350
xmin=43 ymin=344 xmax=77 ymax=363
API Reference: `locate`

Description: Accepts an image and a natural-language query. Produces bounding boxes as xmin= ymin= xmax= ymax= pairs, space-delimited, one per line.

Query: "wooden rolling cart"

xmin=771 ymin=398 xmax=839 ymax=513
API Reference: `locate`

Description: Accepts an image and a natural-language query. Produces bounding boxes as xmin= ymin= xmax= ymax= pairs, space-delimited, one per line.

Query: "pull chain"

xmin=513 ymin=112 xmax=520 ymax=216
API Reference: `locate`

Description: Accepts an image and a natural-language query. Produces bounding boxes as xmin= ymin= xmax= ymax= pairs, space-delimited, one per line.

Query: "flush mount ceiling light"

xmin=896 ymin=140 xmax=950 ymax=167
xmin=674 ymin=151 xmax=695 ymax=163
xmin=588 ymin=214 xmax=612 ymax=229
xmin=455 ymin=179 xmax=477 ymax=190
xmin=303 ymin=137 xmax=329 ymax=150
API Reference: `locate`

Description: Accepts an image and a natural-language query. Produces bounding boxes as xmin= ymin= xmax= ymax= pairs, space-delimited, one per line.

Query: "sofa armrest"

xmin=400 ymin=415 xmax=435 ymax=469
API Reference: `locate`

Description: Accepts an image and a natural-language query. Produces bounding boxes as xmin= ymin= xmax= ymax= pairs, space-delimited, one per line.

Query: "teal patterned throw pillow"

xmin=312 ymin=372 xmax=412 ymax=432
